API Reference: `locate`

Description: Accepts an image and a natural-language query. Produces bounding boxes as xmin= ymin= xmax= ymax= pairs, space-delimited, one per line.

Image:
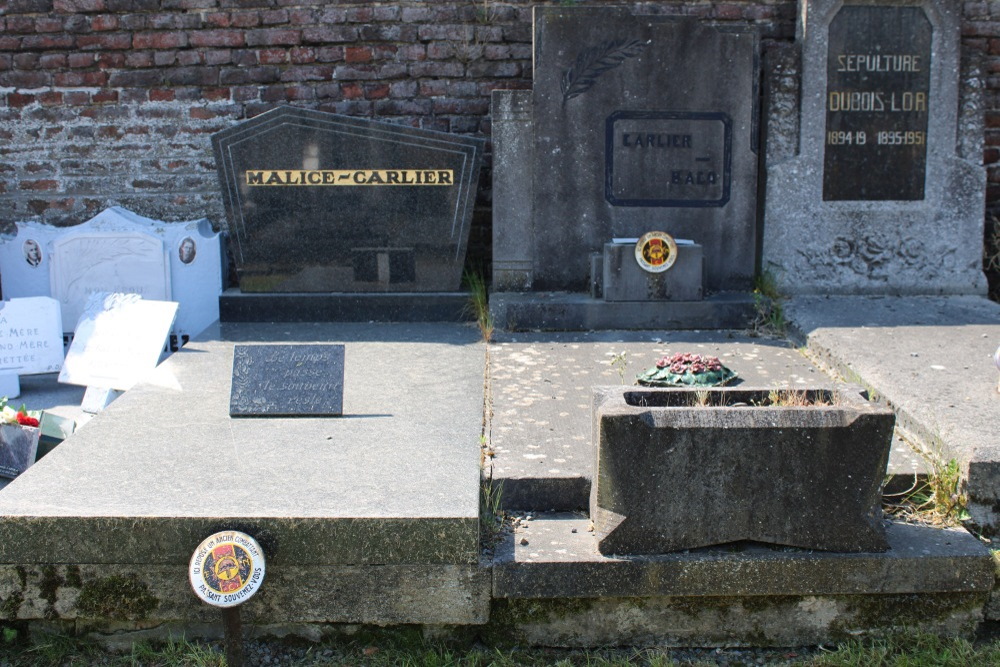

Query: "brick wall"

xmin=0 ymin=1 xmax=997 ymax=289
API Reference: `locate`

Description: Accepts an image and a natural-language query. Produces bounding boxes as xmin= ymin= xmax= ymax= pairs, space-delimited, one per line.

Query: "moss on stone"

xmin=831 ymin=592 xmax=986 ymax=637
xmin=0 ymin=591 xmax=23 ymax=620
xmin=76 ymin=575 xmax=159 ymax=622
xmin=38 ymin=566 xmax=63 ymax=605
xmin=64 ymin=566 xmax=82 ymax=589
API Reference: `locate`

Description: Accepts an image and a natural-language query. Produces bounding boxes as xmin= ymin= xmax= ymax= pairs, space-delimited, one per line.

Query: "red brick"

xmin=231 ymin=12 xmax=261 ymax=28
xmin=302 ymin=26 xmax=358 ymax=43
xmin=77 ymin=33 xmax=133 ymax=50
xmin=290 ymin=47 xmax=316 ymax=64
xmin=364 ymin=83 xmax=390 ymax=100
xmin=6 ymin=93 xmax=35 ymax=107
xmin=345 ymin=46 xmax=372 ymax=63
xmin=6 ymin=17 xmax=35 ymax=34
xmin=189 ymin=29 xmax=245 ymax=48
xmin=64 ymin=91 xmax=90 ymax=105
xmin=0 ymin=37 xmax=22 ymax=50
xmin=204 ymin=13 xmax=232 ymax=28
xmin=245 ymin=29 xmax=300 ymax=47
xmin=39 ymin=53 xmax=68 ymax=69
xmin=14 ymin=53 xmax=39 ymax=69
xmin=68 ymin=52 xmax=97 ymax=68
xmin=189 ymin=107 xmax=216 ymax=120
xmin=1 ymin=71 xmax=48 ymax=87
xmin=340 ymin=82 xmax=364 ymax=100
xmin=97 ymin=52 xmax=126 ymax=68
xmin=203 ymin=87 xmax=231 ymax=101
xmin=205 ymin=50 xmax=234 ymax=65
xmin=316 ymin=47 xmax=345 ymax=62
xmin=35 ymin=18 xmax=65 ymax=33
xmin=92 ymin=90 xmax=118 ymax=104
xmin=21 ymin=180 xmax=59 ymax=192
xmin=54 ymin=0 xmax=106 ymax=12
xmin=260 ymin=10 xmax=288 ymax=25
xmin=54 ymin=70 xmax=108 ymax=86
xmin=259 ymin=48 xmax=288 ymax=64
xmin=133 ymin=31 xmax=189 ymax=49
xmin=21 ymin=34 xmax=76 ymax=50
xmin=90 ymin=15 xmax=120 ymax=31
xmin=38 ymin=92 xmax=63 ymax=106
xmin=149 ymin=88 xmax=176 ymax=102
xmin=125 ymin=51 xmax=154 ymax=67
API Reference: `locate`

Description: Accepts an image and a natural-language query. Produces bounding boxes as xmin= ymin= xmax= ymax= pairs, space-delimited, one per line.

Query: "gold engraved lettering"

xmin=245 ymin=170 xmax=455 ymax=186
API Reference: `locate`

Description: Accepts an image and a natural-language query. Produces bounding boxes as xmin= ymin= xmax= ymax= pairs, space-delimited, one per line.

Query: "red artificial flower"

xmin=15 ymin=412 xmax=39 ymax=428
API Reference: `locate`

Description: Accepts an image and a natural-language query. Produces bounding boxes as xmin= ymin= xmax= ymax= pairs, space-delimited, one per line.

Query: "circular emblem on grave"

xmin=188 ymin=531 xmax=265 ymax=607
xmin=634 ymin=231 xmax=678 ymax=273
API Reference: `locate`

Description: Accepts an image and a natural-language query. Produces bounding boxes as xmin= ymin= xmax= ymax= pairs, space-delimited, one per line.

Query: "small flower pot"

xmin=0 ymin=423 xmax=41 ymax=480
xmin=591 ymin=386 xmax=894 ymax=554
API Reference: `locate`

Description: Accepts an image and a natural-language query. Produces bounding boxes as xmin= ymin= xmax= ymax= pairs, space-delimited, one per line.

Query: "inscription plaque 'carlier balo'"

xmin=823 ymin=5 xmax=932 ymax=201
xmin=229 ymin=343 xmax=345 ymax=417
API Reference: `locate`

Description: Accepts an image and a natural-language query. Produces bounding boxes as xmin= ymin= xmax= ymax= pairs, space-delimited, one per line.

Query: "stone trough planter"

xmin=590 ymin=386 xmax=894 ymax=555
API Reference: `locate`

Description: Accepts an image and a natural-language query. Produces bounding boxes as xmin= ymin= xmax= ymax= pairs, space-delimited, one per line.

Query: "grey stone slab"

xmin=494 ymin=514 xmax=993 ymax=599
xmin=762 ymin=0 xmax=986 ymax=296
xmin=488 ymin=332 xmax=833 ymax=511
xmin=590 ymin=385 xmax=894 ymax=554
xmin=602 ymin=243 xmax=703 ymax=302
xmin=490 ymin=292 xmax=756 ymax=332
xmin=0 ymin=562 xmax=490 ymax=626
xmin=783 ymin=295 xmax=1000 ymax=534
xmin=0 ymin=322 xmax=484 ymax=565
xmin=491 ymin=90 xmax=534 ymax=293
xmin=212 ymin=106 xmax=484 ymax=293
xmin=526 ymin=9 xmax=760 ymax=294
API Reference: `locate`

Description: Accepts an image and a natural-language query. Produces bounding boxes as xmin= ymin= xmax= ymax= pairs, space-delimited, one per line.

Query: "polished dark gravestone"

xmin=230 ymin=344 xmax=344 ymax=417
xmin=823 ymin=6 xmax=931 ymax=201
xmin=213 ymin=107 xmax=484 ymax=296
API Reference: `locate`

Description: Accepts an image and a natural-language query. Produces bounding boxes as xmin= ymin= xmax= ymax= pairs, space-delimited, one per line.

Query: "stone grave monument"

xmin=491 ymin=7 xmax=760 ymax=330
xmin=762 ymin=0 xmax=986 ymax=295
xmin=0 ymin=206 xmax=223 ymax=342
xmin=212 ymin=106 xmax=484 ymax=322
xmin=0 ymin=297 xmax=63 ymax=399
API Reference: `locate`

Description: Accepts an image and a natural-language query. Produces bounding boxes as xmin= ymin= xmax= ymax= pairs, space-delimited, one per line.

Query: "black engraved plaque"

xmin=606 ymin=111 xmax=732 ymax=207
xmin=823 ymin=6 xmax=932 ymax=201
xmin=230 ymin=344 xmax=344 ymax=417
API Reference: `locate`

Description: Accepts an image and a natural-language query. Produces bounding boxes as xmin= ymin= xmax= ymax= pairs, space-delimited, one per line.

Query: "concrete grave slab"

xmin=783 ymin=295 xmax=1000 ymax=535
xmin=0 ymin=322 xmax=484 ymax=571
xmin=491 ymin=513 xmax=993 ymax=646
xmin=488 ymin=331 xmax=833 ymax=511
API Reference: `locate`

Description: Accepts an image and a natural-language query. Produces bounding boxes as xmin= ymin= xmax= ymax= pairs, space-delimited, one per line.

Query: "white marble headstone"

xmin=58 ymin=293 xmax=179 ymax=391
xmin=0 ymin=207 xmax=223 ymax=339
xmin=0 ymin=297 xmax=64 ymax=375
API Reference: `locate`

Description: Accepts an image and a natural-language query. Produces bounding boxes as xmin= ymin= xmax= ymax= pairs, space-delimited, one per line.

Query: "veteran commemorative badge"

xmin=634 ymin=231 xmax=678 ymax=273
xmin=189 ymin=531 xmax=265 ymax=607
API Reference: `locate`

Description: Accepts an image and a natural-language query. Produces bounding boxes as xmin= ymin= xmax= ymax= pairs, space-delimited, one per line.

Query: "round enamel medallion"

xmin=634 ymin=231 xmax=678 ymax=273
xmin=189 ymin=531 xmax=265 ymax=607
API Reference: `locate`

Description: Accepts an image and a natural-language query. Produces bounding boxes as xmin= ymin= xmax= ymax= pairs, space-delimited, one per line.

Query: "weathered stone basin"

xmin=590 ymin=386 xmax=895 ymax=555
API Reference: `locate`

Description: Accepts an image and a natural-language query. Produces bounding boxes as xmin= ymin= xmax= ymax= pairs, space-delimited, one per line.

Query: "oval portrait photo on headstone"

xmin=635 ymin=231 xmax=678 ymax=273
xmin=189 ymin=531 xmax=265 ymax=607
xmin=23 ymin=239 xmax=42 ymax=268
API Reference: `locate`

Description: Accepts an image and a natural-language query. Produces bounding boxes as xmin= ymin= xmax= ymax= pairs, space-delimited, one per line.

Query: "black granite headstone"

xmin=229 ymin=344 xmax=344 ymax=417
xmin=212 ymin=107 xmax=484 ymax=293
xmin=823 ymin=6 xmax=932 ymax=201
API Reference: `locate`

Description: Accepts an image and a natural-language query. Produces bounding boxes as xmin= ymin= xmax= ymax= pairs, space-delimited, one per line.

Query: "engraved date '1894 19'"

xmin=561 ymin=38 xmax=649 ymax=105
